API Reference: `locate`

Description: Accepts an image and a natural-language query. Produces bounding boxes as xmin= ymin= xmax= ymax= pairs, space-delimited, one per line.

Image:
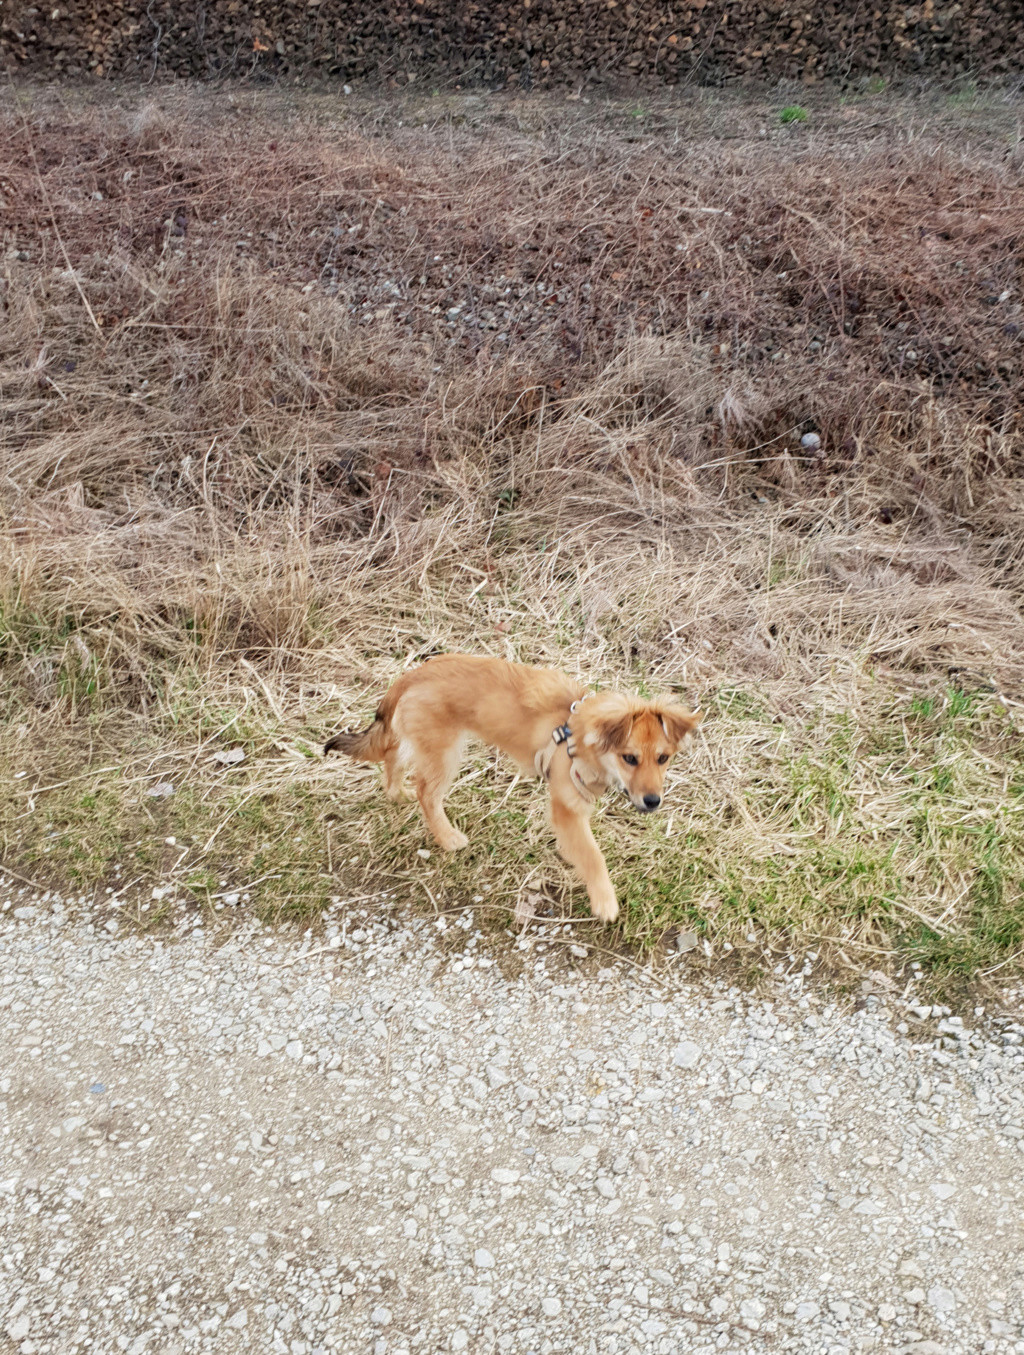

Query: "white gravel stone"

xmin=928 ymin=1285 xmax=957 ymax=1314
xmin=541 ymin=1297 xmax=562 ymax=1317
xmin=551 ymin=1155 xmax=581 ymax=1175
xmin=322 ymin=1179 xmax=352 ymax=1197
xmin=672 ymin=1039 xmax=701 ymax=1068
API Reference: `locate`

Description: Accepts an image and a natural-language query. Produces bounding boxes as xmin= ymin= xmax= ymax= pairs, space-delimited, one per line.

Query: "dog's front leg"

xmin=550 ymin=796 xmax=618 ymax=923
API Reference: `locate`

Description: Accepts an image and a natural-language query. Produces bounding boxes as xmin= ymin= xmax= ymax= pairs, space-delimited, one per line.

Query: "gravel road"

xmin=1 ymin=887 xmax=1023 ymax=1355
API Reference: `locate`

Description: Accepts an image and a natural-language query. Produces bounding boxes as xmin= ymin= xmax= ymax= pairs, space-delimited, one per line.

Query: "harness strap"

xmin=533 ymin=695 xmax=601 ymax=805
xmin=568 ymin=760 xmax=600 ymax=805
xmin=534 ymin=740 xmax=558 ymax=782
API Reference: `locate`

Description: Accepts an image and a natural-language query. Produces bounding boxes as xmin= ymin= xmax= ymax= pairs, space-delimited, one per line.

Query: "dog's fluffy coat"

xmin=324 ymin=654 xmax=700 ymax=921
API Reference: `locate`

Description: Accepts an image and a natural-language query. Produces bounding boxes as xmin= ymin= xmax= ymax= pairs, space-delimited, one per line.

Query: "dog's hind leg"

xmin=412 ymin=738 xmax=469 ymax=851
xmin=382 ymin=741 xmax=413 ymax=801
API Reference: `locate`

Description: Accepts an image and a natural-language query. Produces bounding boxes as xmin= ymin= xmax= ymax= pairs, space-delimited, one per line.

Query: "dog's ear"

xmin=592 ymin=709 xmax=635 ymax=753
xmin=578 ymin=695 xmax=636 ymax=753
xmin=656 ymin=704 xmax=703 ymax=748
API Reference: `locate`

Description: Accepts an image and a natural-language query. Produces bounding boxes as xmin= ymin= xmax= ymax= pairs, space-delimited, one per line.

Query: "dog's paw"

xmin=589 ymin=891 xmax=619 ymax=923
xmin=437 ymin=829 xmax=470 ymax=852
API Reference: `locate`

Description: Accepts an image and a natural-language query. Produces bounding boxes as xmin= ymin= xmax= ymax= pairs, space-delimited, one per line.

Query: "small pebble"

xmin=672 ymin=1040 xmax=701 ymax=1069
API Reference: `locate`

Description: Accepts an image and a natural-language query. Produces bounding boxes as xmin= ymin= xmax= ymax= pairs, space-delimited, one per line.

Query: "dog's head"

xmin=570 ymin=693 xmax=702 ymax=811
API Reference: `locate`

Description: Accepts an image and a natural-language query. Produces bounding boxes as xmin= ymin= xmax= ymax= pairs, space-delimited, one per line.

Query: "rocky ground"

xmin=1 ymin=885 xmax=1023 ymax=1355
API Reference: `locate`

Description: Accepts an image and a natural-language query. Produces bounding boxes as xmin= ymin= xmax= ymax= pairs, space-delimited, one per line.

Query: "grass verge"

xmin=2 ymin=82 xmax=1023 ymax=995
xmin=3 ymin=639 xmax=1021 ymax=997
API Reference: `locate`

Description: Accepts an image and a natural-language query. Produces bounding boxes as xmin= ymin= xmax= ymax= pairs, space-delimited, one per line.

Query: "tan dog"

xmin=324 ymin=654 xmax=701 ymax=922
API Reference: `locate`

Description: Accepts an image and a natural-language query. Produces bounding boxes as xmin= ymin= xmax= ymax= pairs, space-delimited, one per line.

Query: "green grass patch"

xmin=3 ymin=680 xmax=1020 ymax=994
xmin=948 ymin=81 xmax=979 ymax=109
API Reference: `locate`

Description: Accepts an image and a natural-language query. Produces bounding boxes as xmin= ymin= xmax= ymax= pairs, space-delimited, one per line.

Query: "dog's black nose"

xmin=643 ymin=794 xmax=661 ymax=811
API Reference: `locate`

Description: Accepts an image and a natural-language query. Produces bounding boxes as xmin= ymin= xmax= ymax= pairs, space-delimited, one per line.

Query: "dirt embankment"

xmin=3 ymin=1 xmax=1024 ymax=86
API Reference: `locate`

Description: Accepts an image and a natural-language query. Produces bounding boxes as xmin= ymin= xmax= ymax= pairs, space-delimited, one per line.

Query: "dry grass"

xmin=2 ymin=81 xmax=1023 ymax=991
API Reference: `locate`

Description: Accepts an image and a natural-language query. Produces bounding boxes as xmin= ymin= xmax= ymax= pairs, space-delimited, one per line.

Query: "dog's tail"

xmin=323 ymin=714 xmax=390 ymax=762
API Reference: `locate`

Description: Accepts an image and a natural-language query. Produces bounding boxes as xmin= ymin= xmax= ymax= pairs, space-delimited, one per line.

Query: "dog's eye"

xmin=657 ymin=754 xmax=669 ymax=765
xmin=621 ymin=753 xmax=639 ymax=767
